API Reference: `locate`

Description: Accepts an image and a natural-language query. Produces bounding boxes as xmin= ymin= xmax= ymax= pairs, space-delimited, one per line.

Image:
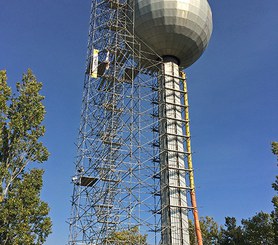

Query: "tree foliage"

xmin=189 ymin=219 xmax=196 ymax=245
xmin=0 ymin=169 xmax=51 ymax=244
xmin=189 ymin=217 xmax=219 ymax=245
xmin=0 ymin=69 xmax=51 ymax=244
xmin=218 ymin=217 xmax=245 ymax=245
xmin=103 ymin=226 xmax=147 ymax=245
xmin=271 ymin=142 xmax=278 ymax=160
xmin=241 ymin=211 xmax=274 ymax=244
xmin=271 ymin=142 xmax=278 ymax=244
xmin=200 ymin=216 xmax=219 ymax=244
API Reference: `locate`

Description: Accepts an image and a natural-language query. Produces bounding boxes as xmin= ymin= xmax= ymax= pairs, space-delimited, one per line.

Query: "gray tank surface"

xmin=134 ymin=0 xmax=213 ymax=68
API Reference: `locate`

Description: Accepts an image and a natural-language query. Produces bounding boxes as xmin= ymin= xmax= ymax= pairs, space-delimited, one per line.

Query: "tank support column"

xmin=159 ymin=56 xmax=190 ymax=245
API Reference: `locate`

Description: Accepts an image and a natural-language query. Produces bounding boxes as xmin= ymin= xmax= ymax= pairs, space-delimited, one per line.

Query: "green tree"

xmin=189 ymin=217 xmax=220 ymax=245
xmin=271 ymin=182 xmax=278 ymax=245
xmin=200 ymin=216 xmax=220 ymax=244
xmin=0 ymin=169 xmax=51 ymax=244
xmin=219 ymin=217 xmax=245 ymax=245
xmin=0 ymin=70 xmax=51 ymax=244
xmin=103 ymin=226 xmax=148 ymax=244
xmin=271 ymin=142 xmax=278 ymax=244
xmin=241 ymin=212 xmax=274 ymax=244
xmin=272 ymin=142 xmax=278 ymax=158
xmin=189 ymin=219 xmax=197 ymax=245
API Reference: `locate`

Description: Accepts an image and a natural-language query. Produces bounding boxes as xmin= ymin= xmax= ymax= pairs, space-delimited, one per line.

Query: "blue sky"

xmin=0 ymin=0 xmax=277 ymax=244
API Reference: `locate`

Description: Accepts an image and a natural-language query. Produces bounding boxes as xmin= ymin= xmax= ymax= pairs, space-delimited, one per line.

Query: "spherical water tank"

xmin=134 ymin=0 xmax=213 ymax=68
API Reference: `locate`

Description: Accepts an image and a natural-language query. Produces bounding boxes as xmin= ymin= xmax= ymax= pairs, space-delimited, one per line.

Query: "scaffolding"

xmin=68 ymin=1 xmax=202 ymax=244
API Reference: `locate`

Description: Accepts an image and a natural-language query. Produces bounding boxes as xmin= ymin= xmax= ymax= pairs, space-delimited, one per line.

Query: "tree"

xmin=189 ymin=217 xmax=220 ymax=245
xmin=189 ymin=219 xmax=197 ymax=245
xmin=0 ymin=70 xmax=51 ymax=244
xmin=219 ymin=217 xmax=245 ymax=245
xmin=103 ymin=226 xmax=148 ymax=244
xmin=271 ymin=142 xmax=278 ymax=159
xmin=271 ymin=142 xmax=278 ymax=244
xmin=271 ymin=184 xmax=278 ymax=245
xmin=241 ymin=212 xmax=274 ymax=245
xmin=200 ymin=216 xmax=220 ymax=245
xmin=0 ymin=169 xmax=52 ymax=244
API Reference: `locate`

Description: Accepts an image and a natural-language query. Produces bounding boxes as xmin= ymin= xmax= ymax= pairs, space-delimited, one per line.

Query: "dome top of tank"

xmin=134 ymin=0 xmax=213 ymax=68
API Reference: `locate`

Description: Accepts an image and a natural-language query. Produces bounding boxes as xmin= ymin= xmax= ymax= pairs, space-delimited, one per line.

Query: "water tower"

xmin=134 ymin=1 xmax=213 ymax=244
xmin=68 ymin=1 xmax=212 ymax=244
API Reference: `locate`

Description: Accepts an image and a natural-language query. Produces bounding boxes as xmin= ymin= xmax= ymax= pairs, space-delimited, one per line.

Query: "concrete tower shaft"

xmin=160 ymin=57 xmax=190 ymax=244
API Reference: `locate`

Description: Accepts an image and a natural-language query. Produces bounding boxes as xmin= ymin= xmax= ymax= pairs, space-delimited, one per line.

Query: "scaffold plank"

xmin=78 ymin=176 xmax=98 ymax=187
